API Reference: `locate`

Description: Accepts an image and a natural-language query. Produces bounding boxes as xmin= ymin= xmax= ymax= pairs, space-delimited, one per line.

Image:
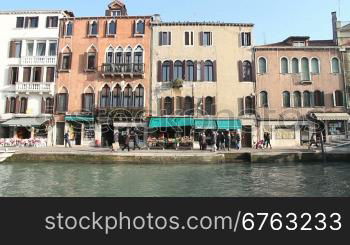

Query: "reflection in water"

xmin=0 ymin=162 xmax=350 ymax=197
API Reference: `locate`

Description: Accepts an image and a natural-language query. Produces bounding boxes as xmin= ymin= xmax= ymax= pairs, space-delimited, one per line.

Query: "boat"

xmin=0 ymin=149 xmax=15 ymax=163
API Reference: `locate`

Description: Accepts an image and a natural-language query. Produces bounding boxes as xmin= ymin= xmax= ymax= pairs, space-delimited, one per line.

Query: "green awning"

xmin=217 ymin=120 xmax=242 ymax=130
xmin=1 ymin=117 xmax=48 ymax=127
xmin=65 ymin=115 xmax=94 ymax=122
xmin=194 ymin=119 xmax=217 ymax=129
xmin=149 ymin=117 xmax=194 ymax=128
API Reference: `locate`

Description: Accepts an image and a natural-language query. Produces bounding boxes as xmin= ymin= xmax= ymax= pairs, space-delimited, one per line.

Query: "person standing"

xmin=122 ymin=133 xmax=130 ymax=152
xmin=64 ymin=131 xmax=71 ymax=148
xmin=133 ymin=132 xmax=141 ymax=150
xmin=112 ymin=130 xmax=119 ymax=152
xmin=235 ymin=132 xmax=241 ymax=150
xmin=266 ymin=132 xmax=272 ymax=149
xmin=212 ymin=131 xmax=217 ymax=152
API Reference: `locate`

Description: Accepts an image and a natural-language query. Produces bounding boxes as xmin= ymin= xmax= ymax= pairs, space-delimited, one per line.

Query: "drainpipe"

xmin=341 ymin=49 xmax=349 ymax=138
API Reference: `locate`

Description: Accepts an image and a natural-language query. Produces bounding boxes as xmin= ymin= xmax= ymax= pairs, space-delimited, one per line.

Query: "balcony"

xmin=15 ymin=82 xmax=54 ymax=95
xmin=21 ymin=56 xmax=57 ymax=66
xmin=102 ymin=63 xmax=145 ymax=78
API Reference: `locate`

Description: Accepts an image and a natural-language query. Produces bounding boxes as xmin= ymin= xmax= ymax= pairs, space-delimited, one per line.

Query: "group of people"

xmin=255 ymin=132 xmax=272 ymax=149
xmin=112 ymin=131 xmax=141 ymax=152
xmin=199 ymin=131 xmax=241 ymax=152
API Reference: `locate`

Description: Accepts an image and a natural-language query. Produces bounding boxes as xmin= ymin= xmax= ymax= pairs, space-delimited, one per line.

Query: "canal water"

xmin=0 ymin=162 xmax=350 ymax=197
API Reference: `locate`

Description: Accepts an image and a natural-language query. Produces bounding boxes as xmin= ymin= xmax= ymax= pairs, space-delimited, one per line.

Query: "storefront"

xmin=64 ymin=115 xmax=95 ymax=146
xmin=312 ymin=113 xmax=350 ymax=142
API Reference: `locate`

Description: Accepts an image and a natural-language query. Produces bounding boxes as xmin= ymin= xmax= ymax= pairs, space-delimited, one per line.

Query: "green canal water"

xmin=0 ymin=162 xmax=350 ymax=197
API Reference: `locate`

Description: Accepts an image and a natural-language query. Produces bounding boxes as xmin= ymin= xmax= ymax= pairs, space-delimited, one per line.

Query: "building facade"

xmin=0 ymin=10 xmax=71 ymax=146
xmin=255 ymin=35 xmax=349 ymax=147
xmin=54 ymin=0 xmax=152 ymax=147
xmin=150 ymin=21 xmax=256 ymax=147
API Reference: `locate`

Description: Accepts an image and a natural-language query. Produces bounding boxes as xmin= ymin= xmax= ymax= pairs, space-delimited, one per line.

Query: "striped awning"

xmin=1 ymin=117 xmax=49 ymax=127
xmin=313 ymin=113 xmax=350 ymax=121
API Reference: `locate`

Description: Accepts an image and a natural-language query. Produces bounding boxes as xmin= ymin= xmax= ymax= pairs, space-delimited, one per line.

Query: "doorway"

xmin=56 ymin=122 xmax=65 ymax=145
xmin=241 ymin=126 xmax=252 ymax=148
xmin=102 ymin=124 xmax=114 ymax=147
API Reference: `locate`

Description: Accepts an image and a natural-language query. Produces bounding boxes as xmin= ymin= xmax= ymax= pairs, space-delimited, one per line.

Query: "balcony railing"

xmin=102 ymin=63 xmax=145 ymax=77
xmin=15 ymin=82 xmax=54 ymax=94
xmin=21 ymin=56 xmax=57 ymax=65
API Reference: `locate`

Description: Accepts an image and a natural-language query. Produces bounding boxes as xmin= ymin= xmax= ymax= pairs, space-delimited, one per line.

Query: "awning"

xmin=1 ymin=117 xmax=49 ymax=127
xmin=217 ymin=120 xmax=242 ymax=130
xmin=148 ymin=117 xmax=194 ymax=128
xmin=194 ymin=119 xmax=217 ymax=129
xmin=313 ymin=113 xmax=350 ymax=121
xmin=65 ymin=115 xmax=94 ymax=122
xmin=114 ymin=122 xmax=147 ymax=128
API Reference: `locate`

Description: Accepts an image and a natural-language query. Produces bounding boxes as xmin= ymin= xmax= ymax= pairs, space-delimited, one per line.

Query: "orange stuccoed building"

xmin=54 ymin=0 xmax=153 ymax=146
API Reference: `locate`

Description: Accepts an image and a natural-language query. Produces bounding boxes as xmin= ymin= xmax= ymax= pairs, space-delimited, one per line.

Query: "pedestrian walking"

xmin=122 ymin=133 xmax=130 ymax=152
xmin=133 ymin=132 xmax=141 ymax=150
xmin=64 ymin=131 xmax=71 ymax=148
xmin=308 ymin=133 xmax=318 ymax=149
xmin=200 ymin=132 xmax=207 ymax=151
xmin=265 ymin=132 xmax=272 ymax=149
xmin=112 ymin=131 xmax=119 ymax=152
xmin=212 ymin=131 xmax=218 ymax=152
xmin=235 ymin=132 xmax=241 ymax=150
xmin=219 ymin=132 xmax=225 ymax=150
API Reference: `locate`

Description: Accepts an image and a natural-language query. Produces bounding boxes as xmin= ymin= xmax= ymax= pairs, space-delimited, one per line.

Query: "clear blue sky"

xmin=1 ymin=0 xmax=350 ymax=44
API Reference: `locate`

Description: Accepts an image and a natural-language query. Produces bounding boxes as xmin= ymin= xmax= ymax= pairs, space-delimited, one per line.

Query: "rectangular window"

xmin=46 ymin=67 xmax=55 ymax=82
xmin=10 ymin=98 xmax=16 ymax=113
xmin=275 ymin=126 xmax=296 ymax=140
xmin=203 ymin=32 xmax=212 ymax=46
xmin=62 ymin=54 xmax=71 ymax=70
xmin=33 ymin=67 xmax=42 ymax=82
xmin=111 ymin=10 xmax=121 ymax=16
xmin=16 ymin=17 xmax=25 ymax=28
xmin=159 ymin=32 xmax=171 ymax=46
xmin=57 ymin=94 xmax=68 ymax=112
xmin=36 ymin=42 xmax=46 ymax=56
xmin=27 ymin=17 xmax=39 ymax=28
xmin=185 ymin=31 xmax=194 ymax=46
xmin=26 ymin=42 xmax=34 ymax=56
xmin=241 ymin=32 xmax=251 ymax=46
xmin=46 ymin=16 xmax=59 ymax=28
xmin=83 ymin=94 xmax=94 ymax=112
xmin=328 ymin=121 xmax=345 ymax=136
xmin=20 ymin=99 xmax=27 ymax=114
xmin=49 ymin=41 xmax=57 ymax=56
xmin=9 ymin=41 xmax=22 ymax=58
xmin=23 ymin=67 xmax=32 ymax=82
xmin=9 ymin=67 xmax=19 ymax=85
xmin=87 ymin=53 xmax=96 ymax=70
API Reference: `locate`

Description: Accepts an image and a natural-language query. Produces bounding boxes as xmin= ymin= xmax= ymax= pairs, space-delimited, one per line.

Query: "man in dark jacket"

xmin=122 ymin=133 xmax=130 ymax=152
xmin=133 ymin=132 xmax=141 ymax=150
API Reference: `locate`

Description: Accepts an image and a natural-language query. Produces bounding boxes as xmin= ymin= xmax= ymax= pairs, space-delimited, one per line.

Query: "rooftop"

xmin=152 ymin=21 xmax=254 ymax=27
xmin=256 ymin=36 xmax=336 ymax=48
xmin=0 ymin=10 xmax=74 ymax=16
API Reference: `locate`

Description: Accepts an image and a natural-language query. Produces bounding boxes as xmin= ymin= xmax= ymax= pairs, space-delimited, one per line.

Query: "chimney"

xmin=332 ymin=12 xmax=338 ymax=44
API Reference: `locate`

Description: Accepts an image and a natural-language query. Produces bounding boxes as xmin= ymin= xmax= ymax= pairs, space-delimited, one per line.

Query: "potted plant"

xmin=172 ymin=78 xmax=184 ymax=89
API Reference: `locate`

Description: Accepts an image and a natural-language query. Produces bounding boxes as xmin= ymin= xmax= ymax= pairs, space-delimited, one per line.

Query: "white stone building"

xmin=0 ymin=10 xmax=72 ymax=146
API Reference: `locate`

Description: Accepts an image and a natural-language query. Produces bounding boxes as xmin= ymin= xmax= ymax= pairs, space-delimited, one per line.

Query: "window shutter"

xmin=8 ymin=68 xmax=13 ymax=85
xmin=82 ymin=94 xmax=85 ymax=112
xmin=15 ymin=96 xmax=20 ymax=113
xmin=61 ymin=21 xmax=65 ymax=37
xmin=96 ymin=20 xmax=99 ymax=35
xmin=105 ymin=10 xmax=111 ymax=16
xmin=157 ymin=61 xmax=162 ymax=82
xmin=68 ymin=53 xmax=72 ymax=69
xmin=202 ymin=96 xmax=205 ymax=115
xmin=169 ymin=60 xmax=174 ymax=81
xmin=199 ymin=32 xmax=203 ymax=46
xmin=5 ymin=98 xmax=10 ymax=113
xmin=168 ymin=32 xmax=171 ymax=45
xmin=242 ymin=96 xmax=246 ymax=115
xmin=54 ymin=94 xmax=58 ymax=113
xmin=160 ymin=97 xmax=164 ymax=116
xmin=181 ymin=97 xmax=185 ymax=115
xmin=159 ymin=32 xmax=163 ymax=46
xmin=321 ymin=91 xmax=325 ymax=106
xmin=238 ymin=61 xmax=243 ymax=82
xmin=213 ymin=60 xmax=217 ymax=81
xmin=251 ymin=60 xmax=256 ymax=82
xmin=105 ymin=21 xmax=108 ymax=36
xmin=310 ymin=92 xmax=315 ymax=107
xmin=194 ymin=61 xmax=197 ymax=81
xmin=41 ymin=97 xmax=45 ymax=114
xmin=332 ymin=91 xmax=336 ymax=107
xmin=9 ymin=41 xmax=15 ymax=58
xmin=46 ymin=17 xmax=49 ymax=28
xmin=200 ymin=61 xmax=205 ymax=81
xmin=171 ymin=97 xmax=175 ymax=115
xmin=183 ymin=60 xmax=187 ymax=80
xmin=66 ymin=94 xmax=69 ymax=112
xmin=98 ymin=91 xmax=101 ymax=108
xmin=95 ymin=52 xmax=98 ymax=70
xmin=58 ymin=53 xmax=62 ymax=70
xmin=192 ymin=97 xmax=195 ymax=114
xmin=212 ymin=97 xmax=216 ymax=115
xmin=87 ymin=21 xmax=90 ymax=36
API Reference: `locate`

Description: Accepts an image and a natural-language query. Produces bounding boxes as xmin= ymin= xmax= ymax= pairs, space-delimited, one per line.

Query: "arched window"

xmin=184 ymin=96 xmax=194 ymax=115
xmin=82 ymin=87 xmax=94 ymax=112
xmin=314 ymin=90 xmax=324 ymax=106
xmin=245 ymin=96 xmax=254 ymax=114
xmin=45 ymin=97 xmax=54 ymax=114
xmin=115 ymin=46 xmax=123 ymax=64
xmin=134 ymin=46 xmax=144 ymax=72
xmin=164 ymin=97 xmax=173 ymax=115
xmin=174 ymin=61 xmax=183 ymax=80
xmin=281 ymin=57 xmax=289 ymax=74
xmin=332 ymin=57 xmax=340 ymax=73
xmin=20 ymin=97 xmax=28 ymax=114
xmin=106 ymin=47 xmax=114 ymax=64
xmin=61 ymin=46 xmax=72 ymax=70
xmin=100 ymin=85 xmax=110 ymax=108
xmin=301 ymin=57 xmax=310 ymax=81
xmin=9 ymin=97 xmax=16 ymax=113
xmin=204 ymin=60 xmax=214 ymax=81
xmin=112 ymin=85 xmax=122 ymax=107
xmin=334 ymin=90 xmax=344 ymax=106
xmin=57 ymin=87 xmax=68 ymax=113
xmin=124 ymin=46 xmax=132 ymax=72
xmin=311 ymin=58 xmax=320 ymax=74
xmin=89 ymin=21 xmax=98 ymax=35
xmin=136 ymin=20 xmax=145 ymax=34
xmin=283 ymin=91 xmax=291 ymax=108
xmin=205 ymin=97 xmax=214 ymax=115
xmin=123 ymin=84 xmax=133 ymax=107
xmin=242 ymin=61 xmax=252 ymax=81
xmin=65 ymin=21 xmax=73 ymax=36
xmin=108 ymin=20 xmax=116 ymax=35
xmin=303 ymin=91 xmax=311 ymax=108
xmin=162 ymin=61 xmax=171 ymax=81
xmin=258 ymin=57 xmax=267 ymax=74
xmin=260 ymin=91 xmax=268 ymax=108
xmin=291 ymin=58 xmax=299 ymax=73
xmin=293 ymin=91 xmax=302 ymax=108
xmin=87 ymin=46 xmax=97 ymax=70
xmin=187 ymin=61 xmax=195 ymax=81
xmin=134 ymin=85 xmax=144 ymax=108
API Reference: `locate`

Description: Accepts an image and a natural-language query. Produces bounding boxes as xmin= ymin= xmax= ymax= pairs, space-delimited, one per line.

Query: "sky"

xmin=1 ymin=0 xmax=350 ymax=45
